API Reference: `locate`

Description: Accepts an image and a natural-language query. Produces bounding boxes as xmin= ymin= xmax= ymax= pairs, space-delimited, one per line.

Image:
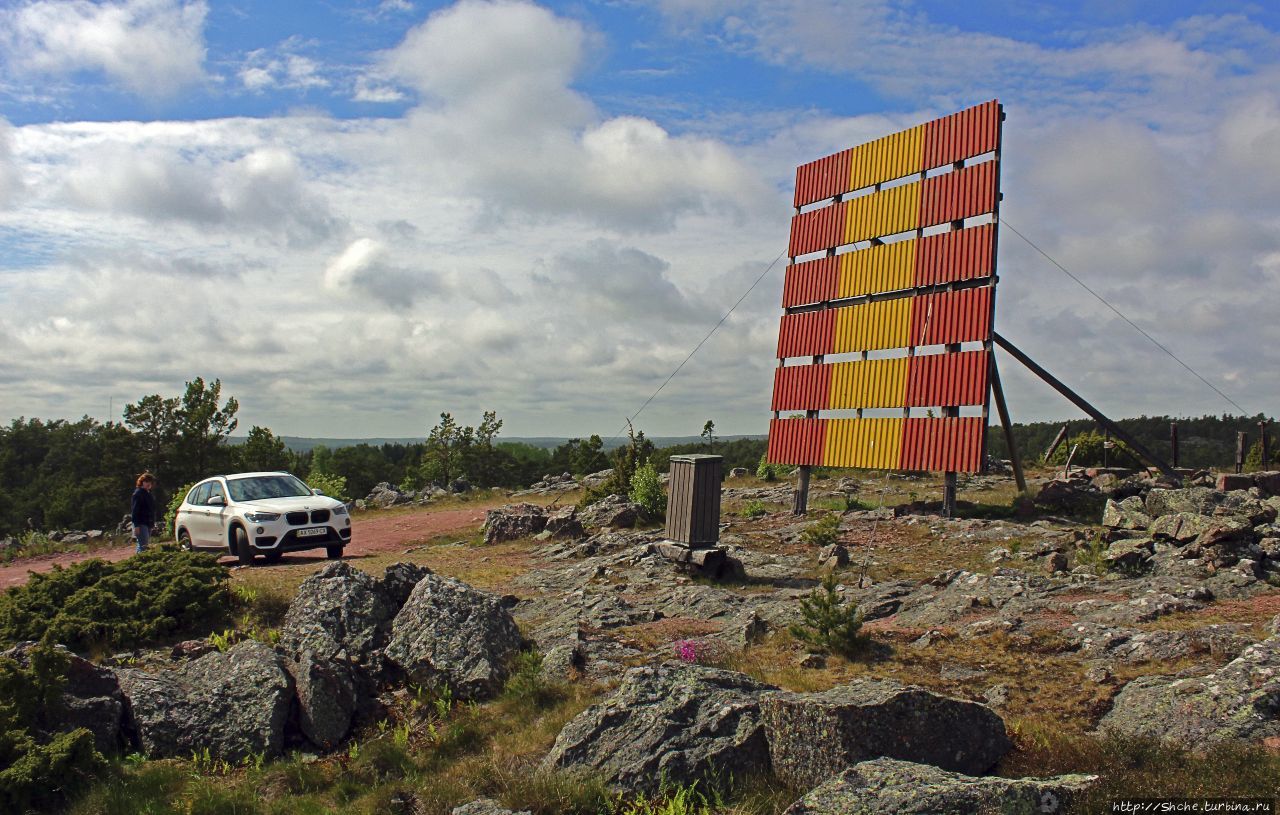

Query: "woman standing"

xmin=131 ymin=472 xmax=157 ymax=553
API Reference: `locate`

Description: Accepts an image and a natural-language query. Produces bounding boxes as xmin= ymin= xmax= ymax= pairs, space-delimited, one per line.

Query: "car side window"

xmin=185 ymin=484 xmax=203 ymax=505
xmin=207 ymin=482 xmax=226 ymax=505
xmin=193 ymin=482 xmax=213 ymax=506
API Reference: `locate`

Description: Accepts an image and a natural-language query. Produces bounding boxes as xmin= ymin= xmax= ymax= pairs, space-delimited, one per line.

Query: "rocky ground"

xmin=14 ymin=466 xmax=1280 ymax=814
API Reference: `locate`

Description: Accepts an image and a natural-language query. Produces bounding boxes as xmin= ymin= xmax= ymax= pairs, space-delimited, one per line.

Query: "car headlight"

xmin=332 ymin=504 xmax=348 ymax=516
xmin=244 ymin=511 xmax=281 ymax=522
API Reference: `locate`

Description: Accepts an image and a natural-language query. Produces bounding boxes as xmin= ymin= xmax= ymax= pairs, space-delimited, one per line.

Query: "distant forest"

xmin=0 ymin=376 xmax=1274 ymax=538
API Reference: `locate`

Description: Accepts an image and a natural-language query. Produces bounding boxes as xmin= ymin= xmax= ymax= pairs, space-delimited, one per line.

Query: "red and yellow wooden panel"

xmin=776 ymin=287 xmax=992 ymax=358
xmin=782 ymin=224 xmax=995 ymax=307
xmin=767 ymin=417 xmax=985 ymax=471
xmin=771 ymin=350 xmax=989 ymax=412
xmin=788 ymin=162 xmax=997 ymax=257
xmin=793 ymin=100 xmax=1000 ymax=208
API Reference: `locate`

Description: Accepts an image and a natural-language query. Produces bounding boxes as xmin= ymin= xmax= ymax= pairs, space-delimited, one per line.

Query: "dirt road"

xmin=0 ymin=506 xmax=487 ymax=590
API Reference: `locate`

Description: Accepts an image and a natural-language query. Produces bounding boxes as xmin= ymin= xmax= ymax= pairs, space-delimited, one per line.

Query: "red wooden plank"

xmin=771 ymin=363 xmax=832 ymax=412
xmin=922 ymin=100 xmax=999 ymax=170
xmin=918 ymin=162 xmax=996 ymax=228
xmin=914 ymin=224 xmax=995 ymax=287
xmin=782 ymin=256 xmax=840 ymax=308
xmin=777 ymin=310 xmax=836 ymax=359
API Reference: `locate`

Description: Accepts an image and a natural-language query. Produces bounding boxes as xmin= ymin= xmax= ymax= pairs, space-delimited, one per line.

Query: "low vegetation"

xmin=788 ymin=573 xmax=868 ymax=658
xmin=0 ymin=550 xmax=228 ymax=652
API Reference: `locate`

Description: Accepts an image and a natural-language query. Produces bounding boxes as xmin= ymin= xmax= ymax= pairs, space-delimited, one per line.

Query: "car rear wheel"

xmin=325 ymin=544 xmax=343 ymax=560
xmin=178 ymin=529 xmax=193 ymax=552
xmin=234 ymin=527 xmax=254 ymax=566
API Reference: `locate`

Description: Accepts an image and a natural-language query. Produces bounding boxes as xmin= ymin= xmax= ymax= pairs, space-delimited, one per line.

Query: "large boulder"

xmin=117 ymin=640 xmax=292 ymax=761
xmin=542 ymin=663 xmax=775 ymax=793
xmin=782 ymin=758 xmax=1097 ymax=815
xmin=1101 ymin=496 xmax=1151 ymax=531
xmin=483 ymin=504 xmax=547 ymax=545
xmin=1149 ymin=512 xmax=1216 ymax=543
xmin=3 ymin=642 xmax=125 ymax=754
xmin=759 ymin=679 xmax=1011 ymax=790
xmin=366 ymin=482 xmax=412 ymax=508
xmin=1100 ymin=634 xmax=1280 ymax=744
xmin=384 ymin=575 xmax=524 ymax=700
xmin=543 ymin=505 xmax=584 ymax=539
xmin=285 ymin=651 xmax=357 ymax=750
xmin=579 ymin=495 xmax=642 ymax=529
xmin=1145 ymin=487 xmax=1222 ymax=518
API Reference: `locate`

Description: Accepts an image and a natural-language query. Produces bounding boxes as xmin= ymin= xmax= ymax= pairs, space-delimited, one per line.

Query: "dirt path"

xmin=0 ymin=506 xmax=488 ymax=590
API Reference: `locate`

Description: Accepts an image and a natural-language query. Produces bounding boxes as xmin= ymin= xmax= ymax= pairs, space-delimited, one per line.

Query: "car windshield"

xmin=227 ymin=475 xmax=313 ymax=502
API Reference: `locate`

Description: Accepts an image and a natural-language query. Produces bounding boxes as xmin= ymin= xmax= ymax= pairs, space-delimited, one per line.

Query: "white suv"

xmin=174 ymin=472 xmax=351 ymax=564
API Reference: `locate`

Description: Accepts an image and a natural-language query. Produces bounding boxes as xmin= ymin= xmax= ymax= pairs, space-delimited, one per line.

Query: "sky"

xmin=0 ymin=0 xmax=1278 ymax=439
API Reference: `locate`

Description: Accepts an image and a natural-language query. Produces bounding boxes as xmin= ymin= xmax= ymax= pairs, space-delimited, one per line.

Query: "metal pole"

xmin=992 ymin=332 xmax=1180 ymax=482
xmin=989 ymin=356 xmax=1026 ymax=492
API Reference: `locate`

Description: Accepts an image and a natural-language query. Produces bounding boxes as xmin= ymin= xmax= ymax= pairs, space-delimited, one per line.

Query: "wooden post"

xmin=793 ymin=467 xmax=811 ymax=515
xmin=1170 ymin=422 xmax=1179 ymax=469
xmin=1236 ymin=431 xmax=1247 ymax=474
xmin=1260 ymin=421 xmax=1269 ymax=470
xmin=1044 ymin=424 xmax=1069 ymax=463
xmin=989 ymin=357 xmax=1026 ymax=492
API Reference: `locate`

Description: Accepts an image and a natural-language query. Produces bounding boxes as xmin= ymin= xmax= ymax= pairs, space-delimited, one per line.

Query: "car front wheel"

xmin=325 ymin=544 xmax=343 ymax=560
xmin=234 ymin=527 xmax=254 ymax=566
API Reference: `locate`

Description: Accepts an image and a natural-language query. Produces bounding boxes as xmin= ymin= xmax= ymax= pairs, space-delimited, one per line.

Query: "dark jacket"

xmin=131 ymin=487 xmax=157 ymax=527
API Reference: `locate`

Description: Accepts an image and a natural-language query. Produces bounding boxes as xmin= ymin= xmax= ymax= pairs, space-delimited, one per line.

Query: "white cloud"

xmin=238 ymin=38 xmax=330 ymax=93
xmin=0 ymin=0 xmax=208 ymax=98
xmin=0 ymin=118 xmax=23 ymax=208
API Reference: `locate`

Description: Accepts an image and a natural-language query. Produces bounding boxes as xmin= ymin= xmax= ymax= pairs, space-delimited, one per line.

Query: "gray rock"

xmin=483 ymin=503 xmax=547 ymax=545
xmin=818 ymin=543 xmax=850 ymax=570
xmin=278 ymin=561 xmax=396 ymax=671
xmin=781 ymin=758 xmax=1097 ymax=815
xmin=385 ymin=574 xmax=524 ymax=700
xmin=1103 ymin=538 xmax=1153 ymax=571
xmin=286 ymin=651 xmax=357 ymax=750
xmin=380 ymin=562 xmax=435 ymax=609
xmin=1149 ymin=512 xmax=1216 ymax=543
xmin=366 ymin=482 xmax=412 ymax=508
xmin=1145 ymin=487 xmax=1222 ymax=518
xmin=579 ymin=494 xmax=642 ymax=529
xmin=544 ymin=505 xmax=584 ymax=538
xmin=2 ymin=642 xmax=125 ymax=754
xmin=451 ymin=800 xmax=531 ymax=815
xmin=1102 ymin=496 xmax=1152 ymax=531
xmin=117 ymin=640 xmax=293 ymax=761
xmin=1100 ymin=634 xmax=1280 ymax=744
xmin=760 ymin=679 xmax=1011 ymax=790
xmin=542 ymin=663 xmax=775 ymax=793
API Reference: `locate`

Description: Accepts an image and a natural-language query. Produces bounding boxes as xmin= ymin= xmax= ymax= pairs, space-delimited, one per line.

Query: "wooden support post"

xmin=794 ymin=466 xmax=811 ymax=516
xmin=993 ymin=332 xmax=1180 ymax=482
xmin=989 ymin=357 xmax=1026 ymax=493
xmin=1044 ymin=424 xmax=1069 ymax=463
xmin=943 ymin=471 xmax=958 ymax=517
xmin=1170 ymin=422 xmax=1179 ymax=469
xmin=1260 ymin=421 xmax=1270 ymax=469
xmin=1236 ymin=432 xmax=1247 ymax=474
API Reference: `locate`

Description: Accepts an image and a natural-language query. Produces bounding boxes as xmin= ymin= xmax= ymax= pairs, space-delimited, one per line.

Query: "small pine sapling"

xmin=789 ymin=572 xmax=867 ymax=658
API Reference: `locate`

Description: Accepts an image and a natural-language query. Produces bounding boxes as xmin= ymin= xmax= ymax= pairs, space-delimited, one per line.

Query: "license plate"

xmin=296 ymin=527 xmax=327 ymax=538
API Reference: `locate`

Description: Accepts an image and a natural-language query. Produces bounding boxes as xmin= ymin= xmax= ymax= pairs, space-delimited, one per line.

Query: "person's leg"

xmin=135 ymin=524 xmax=151 ymax=553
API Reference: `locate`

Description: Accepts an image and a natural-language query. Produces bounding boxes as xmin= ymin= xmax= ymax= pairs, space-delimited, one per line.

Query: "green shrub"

xmin=799 ymin=514 xmax=840 ymax=547
xmin=741 ymin=500 xmax=767 ymax=519
xmin=629 ymin=461 xmax=667 ymax=521
xmin=165 ymin=481 xmax=196 ymax=538
xmin=755 ymin=454 xmax=778 ymax=482
xmin=0 ymin=550 xmax=229 ymax=652
xmin=306 ymin=471 xmax=350 ymax=503
xmin=0 ymin=644 xmax=108 ymax=811
xmin=1046 ymin=431 xmax=1141 ymax=468
xmin=788 ymin=572 xmax=867 ymax=658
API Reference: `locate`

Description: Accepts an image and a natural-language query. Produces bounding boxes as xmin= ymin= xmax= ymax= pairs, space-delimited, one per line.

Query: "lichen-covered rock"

xmin=1145 ymin=487 xmax=1222 ymax=518
xmin=384 ymin=574 xmax=524 ymax=700
xmin=1103 ymin=538 xmax=1153 ymax=571
xmin=117 ymin=640 xmax=293 ymax=761
xmin=579 ymin=494 xmax=642 ymax=529
xmin=781 ymin=758 xmax=1097 ymax=815
xmin=3 ymin=642 xmax=125 ymax=754
xmin=1100 ymin=634 xmax=1280 ymax=743
xmin=1102 ymin=496 xmax=1152 ymax=531
xmin=541 ymin=663 xmax=775 ymax=793
xmin=543 ymin=505 xmax=584 ymax=539
xmin=1149 ymin=512 xmax=1216 ymax=542
xmin=278 ymin=562 xmax=396 ymax=670
xmin=286 ymin=651 xmax=357 ymax=750
xmin=483 ymin=504 xmax=547 ymax=545
xmin=760 ymin=679 xmax=1011 ymax=790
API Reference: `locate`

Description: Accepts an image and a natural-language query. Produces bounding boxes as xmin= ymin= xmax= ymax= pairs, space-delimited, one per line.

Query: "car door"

xmin=184 ymin=482 xmax=213 ymax=546
xmin=205 ymin=481 xmax=230 ymax=550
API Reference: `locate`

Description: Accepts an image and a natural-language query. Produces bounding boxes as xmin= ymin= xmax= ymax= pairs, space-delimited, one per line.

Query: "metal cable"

xmin=1002 ymin=219 xmax=1249 ymax=415
xmin=610 ymin=250 xmax=788 ymax=442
